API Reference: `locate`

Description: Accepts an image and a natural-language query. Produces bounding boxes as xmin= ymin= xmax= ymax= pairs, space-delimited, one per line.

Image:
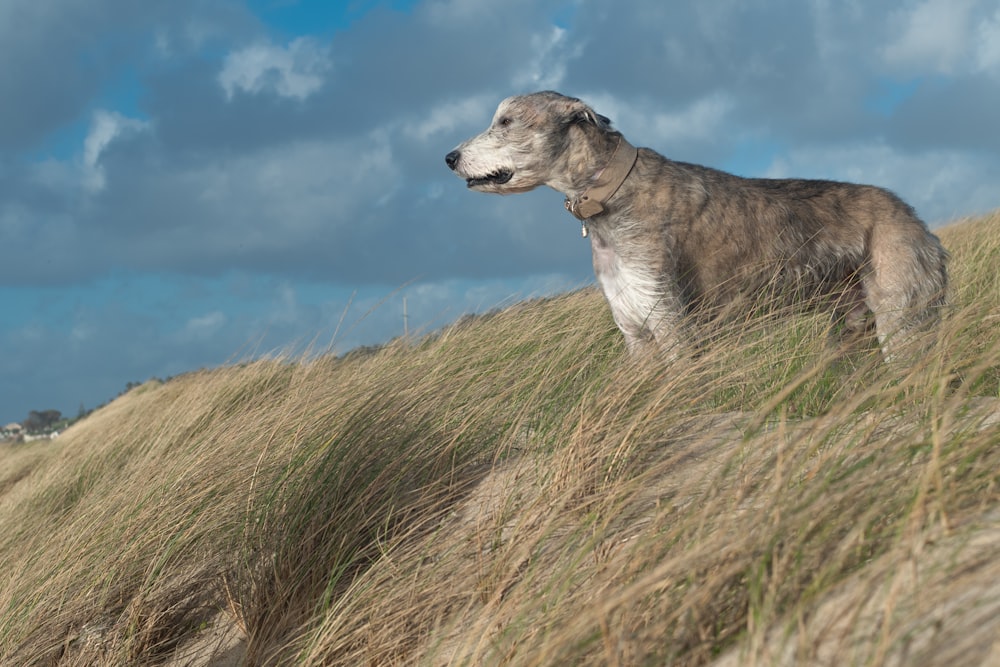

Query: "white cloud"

xmin=424 ymin=0 xmax=498 ymax=24
xmin=582 ymin=92 xmax=734 ymax=147
xmin=975 ymin=9 xmax=1000 ymax=75
xmin=268 ymin=284 xmax=302 ymax=327
xmin=511 ymin=26 xmax=575 ymax=90
xmin=649 ymin=93 xmax=734 ymax=144
xmin=882 ymin=0 xmax=977 ymax=73
xmin=218 ymin=37 xmax=331 ymax=101
xmin=0 ymin=205 xmax=28 ymax=238
xmin=184 ymin=130 xmax=398 ymax=247
xmin=153 ymin=28 xmax=172 ymax=58
xmin=82 ymin=110 xmax=149 ymax=193
xmin=404 ymin=94 xmax=495 ymax=143
xmin=70 ymin=320 xmax=96 ymax=343
xmin=177 ymin=311 xmax=226 ymax=342
xmin=332 ymin=273 xmax=584 ymax=350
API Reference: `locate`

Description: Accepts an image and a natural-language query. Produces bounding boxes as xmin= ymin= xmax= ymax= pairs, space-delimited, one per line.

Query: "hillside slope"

xmin=1 ymin=213 xmax=998 ymax=666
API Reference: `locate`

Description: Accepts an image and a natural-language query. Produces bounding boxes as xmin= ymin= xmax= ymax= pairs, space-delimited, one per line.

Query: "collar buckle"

xmin=565 ymin=136 xmax=637 ymax=222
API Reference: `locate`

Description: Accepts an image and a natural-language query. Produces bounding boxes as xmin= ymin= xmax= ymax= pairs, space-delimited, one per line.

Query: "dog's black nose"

xmin=445 ymin=150 xmax=460 ymax=170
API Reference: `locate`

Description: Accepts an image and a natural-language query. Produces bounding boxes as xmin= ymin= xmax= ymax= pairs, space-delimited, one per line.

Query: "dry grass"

xmin=1 ymin=213 xmax=998 ymax=666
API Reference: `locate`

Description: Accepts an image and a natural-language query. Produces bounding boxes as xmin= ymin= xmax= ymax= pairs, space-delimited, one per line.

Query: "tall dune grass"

xmin=1 ymin=213 xmax=998 ymax=666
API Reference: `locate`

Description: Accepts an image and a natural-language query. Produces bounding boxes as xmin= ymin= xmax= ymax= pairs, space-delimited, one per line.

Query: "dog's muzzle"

xmin=445 ymin=150 xmax=514 ymax=188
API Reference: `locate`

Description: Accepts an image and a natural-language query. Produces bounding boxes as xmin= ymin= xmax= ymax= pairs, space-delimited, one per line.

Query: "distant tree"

xmin=77 ymin=403 xmax=87 ymax=419
xmin=23 ymin=412 xmax=42 ymax=432
xmin=24 ymin=410 xmax=62 ymax=433
xmin=120 ymin=380 xmax=143 ymax=397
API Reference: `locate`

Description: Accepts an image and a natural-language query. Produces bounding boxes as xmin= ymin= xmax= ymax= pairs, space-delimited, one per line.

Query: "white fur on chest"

xmin=589 ymin=233 xmax=665 ymax=343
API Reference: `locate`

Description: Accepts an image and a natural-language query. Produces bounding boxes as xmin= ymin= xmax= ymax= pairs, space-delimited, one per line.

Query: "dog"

xmin=446 ymin=91 xmax=948 ymax=361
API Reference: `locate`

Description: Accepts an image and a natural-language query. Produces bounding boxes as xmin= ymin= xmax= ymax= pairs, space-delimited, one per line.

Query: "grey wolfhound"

xmin=445 ymin=91 xmax=948 ymax=360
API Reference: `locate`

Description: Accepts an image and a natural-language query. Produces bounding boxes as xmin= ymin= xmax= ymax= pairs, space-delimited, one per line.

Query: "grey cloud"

xmin=6 ymin=0 xmax=1000 ymax=425
xmin=1 ymin=121 xmax=590 ymax=287
xmin=886 ymin=75 xmax=1000 ymax=153
xmin=6 ymin=0 xmax=1000 ymax=292
xmin=0 ymin=0 xmax=257 ymax=151
xmin=0 ymin=0 xmax=122 ymax=150
xmin=560 ymin=3 xmax=885 ymax=144
xmin=0 ymin=2 xmax=639 ymax=288
xmin=0 ymin=270 xmax=583 ymax=422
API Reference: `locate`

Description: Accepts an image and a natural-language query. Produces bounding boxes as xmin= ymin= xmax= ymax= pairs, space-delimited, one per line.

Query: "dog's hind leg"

xmin=829 ymin=281 xmax=873 ymax=349
xmin=863 ymin=222 xmax=948 ymax=363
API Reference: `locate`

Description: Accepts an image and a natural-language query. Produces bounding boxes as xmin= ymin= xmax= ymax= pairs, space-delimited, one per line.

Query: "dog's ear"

xmin=584 ymin=110 xmax=612 ymax=129
xmin=564 ymin=98 xmax=612 ymax=129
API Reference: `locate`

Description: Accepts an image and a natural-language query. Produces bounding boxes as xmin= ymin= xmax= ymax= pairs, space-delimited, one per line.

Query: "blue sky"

xmin=3 ymin=0 xmax=1000 ymax=425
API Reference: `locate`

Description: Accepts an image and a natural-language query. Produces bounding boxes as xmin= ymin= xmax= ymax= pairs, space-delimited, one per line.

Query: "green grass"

xmin=1 ymin=213 xmax=998 ymax=666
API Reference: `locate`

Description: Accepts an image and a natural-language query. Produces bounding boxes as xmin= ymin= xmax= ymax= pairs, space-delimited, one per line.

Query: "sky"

xmin=2 ymin=0 xmax=1000 ymax=425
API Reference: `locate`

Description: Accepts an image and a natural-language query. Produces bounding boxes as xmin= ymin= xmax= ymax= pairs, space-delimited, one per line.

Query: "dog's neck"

xmin=564 ymin=135 xmax=638 ymax=230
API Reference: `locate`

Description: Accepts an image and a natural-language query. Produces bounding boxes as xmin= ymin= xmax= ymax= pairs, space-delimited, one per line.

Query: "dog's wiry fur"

xmin=446 ymin=91 xmax=948 ymax=361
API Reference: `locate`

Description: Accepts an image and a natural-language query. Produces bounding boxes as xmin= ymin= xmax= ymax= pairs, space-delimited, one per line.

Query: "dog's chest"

xmin=589 ymin=233 xmax=662 ymax=330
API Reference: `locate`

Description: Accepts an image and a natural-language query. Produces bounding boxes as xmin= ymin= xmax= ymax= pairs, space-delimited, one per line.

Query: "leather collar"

xmin=564 ymin=136 xmax=638 ymax=220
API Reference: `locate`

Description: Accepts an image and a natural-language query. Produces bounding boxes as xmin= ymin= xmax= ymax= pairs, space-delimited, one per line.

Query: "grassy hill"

xmin=1 ymin=213 xmax=998 ymax=666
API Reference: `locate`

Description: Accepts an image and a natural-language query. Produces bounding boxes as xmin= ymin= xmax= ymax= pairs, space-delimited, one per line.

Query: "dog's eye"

xmin=498 ymin=116 xmax=513 ymax=128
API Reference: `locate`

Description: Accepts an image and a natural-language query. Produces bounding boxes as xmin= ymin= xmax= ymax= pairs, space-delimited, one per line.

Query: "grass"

xmin=1 ymin=212 xmax=998 ymax=666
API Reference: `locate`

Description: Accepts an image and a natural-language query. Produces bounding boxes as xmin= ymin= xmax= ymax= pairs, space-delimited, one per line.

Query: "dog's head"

xmin=445 ymin=91 xmax=611 ymax=195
